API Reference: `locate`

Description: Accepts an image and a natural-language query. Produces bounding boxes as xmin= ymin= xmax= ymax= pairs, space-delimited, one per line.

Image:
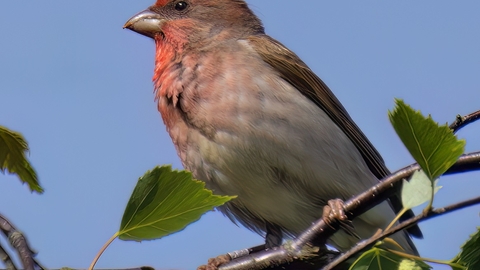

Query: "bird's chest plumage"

xmin=155 ymin=40 xmax=375 ymax=237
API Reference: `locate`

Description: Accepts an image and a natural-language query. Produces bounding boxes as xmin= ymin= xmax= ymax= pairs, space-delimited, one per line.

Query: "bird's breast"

xmin=155 ymin=40 xmax=376 ymax=235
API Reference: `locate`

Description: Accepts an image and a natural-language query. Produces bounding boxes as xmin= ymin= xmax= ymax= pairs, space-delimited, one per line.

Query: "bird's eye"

xmin=174 ymin=1 xmax=188 ymax=11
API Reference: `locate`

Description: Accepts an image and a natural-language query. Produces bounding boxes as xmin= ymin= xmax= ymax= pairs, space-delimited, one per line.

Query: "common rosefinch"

xmin=124 ymin=0 xmax=421 ymax=256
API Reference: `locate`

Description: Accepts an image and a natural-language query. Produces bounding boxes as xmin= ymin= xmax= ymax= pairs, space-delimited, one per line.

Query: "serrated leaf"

xmin=0 ymin=125 xmax=42 ymax=193
xmin=119 ymin=165 xmax=235 ymax=241
xmin=402 ymin=170 xmax=442 ymax=209
xmin=350 ymin=247 xmax=431 ymax=270
xmin=451 ymin=227 xmax=480 ymax=269
xmin=388 ymin=99 xmax=465 ymax=181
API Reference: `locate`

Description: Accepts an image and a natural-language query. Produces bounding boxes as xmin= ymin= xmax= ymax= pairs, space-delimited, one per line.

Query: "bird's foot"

xmin=197 ymin=254 xmax=231 ymax=270
xmin=323 ymin=199 xmax=348 ymax=223
xmin=196 ymin=244 xmax=266 ymax=269
xmin=323 ymin=199 xmax=356 ymax=236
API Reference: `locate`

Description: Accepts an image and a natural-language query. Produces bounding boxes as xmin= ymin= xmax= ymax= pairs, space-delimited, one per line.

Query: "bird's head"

xmin=124 ymin=0 xmax=264 ymax=49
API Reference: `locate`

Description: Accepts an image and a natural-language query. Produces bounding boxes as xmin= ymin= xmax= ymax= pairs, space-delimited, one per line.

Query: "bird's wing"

xmin=247 ymin=34 xmax=422 ymax=238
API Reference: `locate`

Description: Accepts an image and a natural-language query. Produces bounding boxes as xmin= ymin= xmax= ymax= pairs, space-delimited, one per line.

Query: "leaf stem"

xmin=385 ymin=207 xmax=406 ymax=232
xmin=88 ymin=232 xmax=119 ymax=270
xmin=426 ymin=190 xmax=434 ymax=212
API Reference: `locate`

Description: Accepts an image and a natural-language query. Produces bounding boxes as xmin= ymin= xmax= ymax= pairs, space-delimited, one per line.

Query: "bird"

xmin=124 ymin=0 xmax=422 ymax=259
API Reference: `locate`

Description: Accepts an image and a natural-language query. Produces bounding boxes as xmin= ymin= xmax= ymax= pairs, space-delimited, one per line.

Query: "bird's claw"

xmin=323 ymin=199 xmax=348 ymax=225
xmin=197 ymin=254 xmax=231 ymax=270
xmin=322 ymin=199 xmax=357 ymax=236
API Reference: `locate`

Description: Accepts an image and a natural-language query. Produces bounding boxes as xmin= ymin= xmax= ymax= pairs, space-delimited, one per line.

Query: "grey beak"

xmin=124 ymin=9 xmax=165 ymax=38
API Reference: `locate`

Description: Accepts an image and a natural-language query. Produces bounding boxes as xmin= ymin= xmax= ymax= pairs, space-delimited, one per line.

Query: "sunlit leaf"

xmin=401 ymin=170 xmax=441 ymax=209
xmin=119 ymin=165 xmax=235 ymax=241
xmin=388 ymin=99 xmax=465 ymax=180
xmin=350 ymin=247 xmax=430 ymax=270
xmin=0 ymin=125 xmax=42 ymax=193
xmin=398 ymin=259 xmax=427 ymax=270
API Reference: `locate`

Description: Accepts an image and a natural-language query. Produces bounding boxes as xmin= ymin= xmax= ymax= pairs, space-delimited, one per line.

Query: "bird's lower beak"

xmin=124 ymin=9 xmax=165 ymax=39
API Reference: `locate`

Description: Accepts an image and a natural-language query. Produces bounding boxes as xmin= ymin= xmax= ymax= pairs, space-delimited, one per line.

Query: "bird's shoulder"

xmin=244 ymin=34 xmax=390 ymax=180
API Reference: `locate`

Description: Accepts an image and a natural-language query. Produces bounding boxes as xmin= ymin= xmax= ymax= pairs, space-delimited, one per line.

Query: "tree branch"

xmin=0 ymin=214 xmax=44 ymax=270
xmin=291 ymin=151 xmax=480 ymax=251
xmin=449 ymin=110 xmax=480 ymax=133
xmin=0 ymin=242 xmax=17 ymax=270
xmin=217 ymin=151 xmax=480 ymax=270
xmin=324 ymin=195 xmax=480 ymax=269
xmin=212 ymin=110 xmax=480 ymax=270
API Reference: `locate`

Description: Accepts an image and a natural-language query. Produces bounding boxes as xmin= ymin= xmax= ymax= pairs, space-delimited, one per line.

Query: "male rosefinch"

xmin=124 ymin=0 xmax=421 ymax=257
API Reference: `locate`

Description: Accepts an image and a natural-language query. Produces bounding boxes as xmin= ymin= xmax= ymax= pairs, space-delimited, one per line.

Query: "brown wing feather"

xmin=247 ymin=35 xmax=422 ymax=238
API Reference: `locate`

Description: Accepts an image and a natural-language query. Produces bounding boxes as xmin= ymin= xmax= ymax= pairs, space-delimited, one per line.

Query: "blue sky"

xmin=1 ymin=1 xmax=479 ymax=269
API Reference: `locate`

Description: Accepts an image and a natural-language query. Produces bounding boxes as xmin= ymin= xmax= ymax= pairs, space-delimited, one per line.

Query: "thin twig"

xmin=323 ymin=196 xmax=480 ymax=269
xmin=449 ymin=110 xmax=480 ymax=133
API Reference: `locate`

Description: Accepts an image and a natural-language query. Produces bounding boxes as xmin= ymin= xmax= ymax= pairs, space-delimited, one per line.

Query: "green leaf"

xmin=119 ymin=165 xmax=235 ymax=241
xmin=451 ymin=227 xmax=480 ymax=269
xmin=401 ymin=170 xmax=442 ymax=209
xmin=448 ymin=264 xmax=467 ymax=270
xmin=398 ymin=259 xmax=430 ymax=270
xmin=350 ymin=247 xmax=431 ymax=270
xmin=388 ymin=99 xmax=465 ymax=180
xmin=0 ymin=125 xmax=42 ymax=193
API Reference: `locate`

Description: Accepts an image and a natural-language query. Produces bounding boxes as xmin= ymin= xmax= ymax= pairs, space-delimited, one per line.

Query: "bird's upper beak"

xmin=124 ymin=9 xmax=165 ymax=38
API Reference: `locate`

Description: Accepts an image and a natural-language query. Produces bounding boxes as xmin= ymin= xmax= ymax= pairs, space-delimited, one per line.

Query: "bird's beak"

xmin=124 ymin=9 xmax=165 ymax=39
